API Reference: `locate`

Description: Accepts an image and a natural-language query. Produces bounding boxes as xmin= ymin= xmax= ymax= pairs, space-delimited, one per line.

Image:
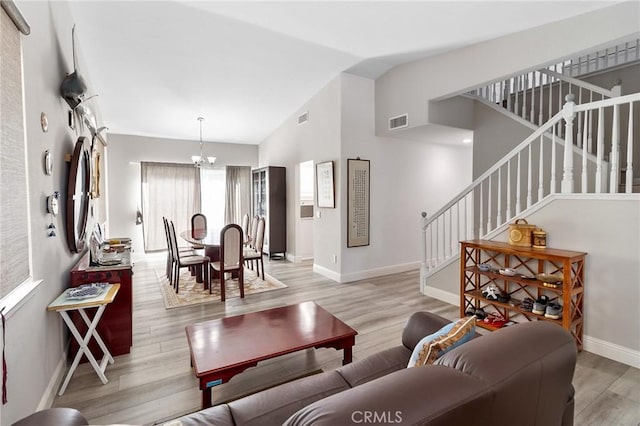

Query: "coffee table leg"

xmin=202 ymin=388 xmax=212 ymax=409
xmin=343 ymin=346 xmax=353 ymax=365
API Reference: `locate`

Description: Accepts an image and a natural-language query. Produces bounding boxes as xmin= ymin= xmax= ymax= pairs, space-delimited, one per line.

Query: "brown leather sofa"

xmin=173 ymin=311 xmax=578 ymax=426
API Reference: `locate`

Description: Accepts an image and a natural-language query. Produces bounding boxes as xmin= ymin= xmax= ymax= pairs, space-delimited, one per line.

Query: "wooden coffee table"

xmin=185 ymin=301 xmax=358 ymax=409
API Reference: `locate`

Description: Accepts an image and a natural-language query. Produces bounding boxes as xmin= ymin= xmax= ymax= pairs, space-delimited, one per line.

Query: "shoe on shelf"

xmin=532 ymin=295 xmax=550 ymax=315
xmin=520 ymin=297 xmax=534 ymax=311
xmin=482 ymin=284 xmax=502 ymax=301
xmin=544 ymin=302 xmax=563 ymax=319
xmin=474 ymin=308 xmax=487 ymax=320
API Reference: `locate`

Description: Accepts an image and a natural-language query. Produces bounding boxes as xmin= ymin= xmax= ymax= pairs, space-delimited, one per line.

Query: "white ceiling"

xmin=68 ymin=1 xmax=615 ymax=145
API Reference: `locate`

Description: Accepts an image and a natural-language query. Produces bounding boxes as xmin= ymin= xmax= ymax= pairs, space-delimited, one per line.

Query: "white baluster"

xmin=463 ymin=193 xmax=469 ymax=240
xmin=448 ymin=208 xmax=453 ymax=258
xmin=625 ymin=42 xmax=629 ymax=63
xmin=626 ymin=103 xmax=634 ymax=193
xmin=506 ymin=160 xmax=512 ymax=221
xmin=531 ymin=72 xmax=536 ymax=124
xmin=561 ymin=94 xmax=576 ymax=193
xmin=586 ymin=52 xmax=591 ymax=73
xmin=527 ymin=144 xmax=533 ymax=208
xmin=516 ymin=153 xmax=522 ymax=214
xmin=514 ymin=75 xmax=520 ymax=117
xmin=497 ymin=167 xmax=502 ymax=227
xmin=582 ymin=110 xmax=589 ymax=193
xmin=577 ymin=90 xmax=583 ymax=148
xmin=615 ymin=45 xmax=619 ymax=66
xmin=558 ymin=80 xmax=563 ymax=138
xmin=506 ymin=78 xmax=512 ymax=112
xmin=610 ymin=104 xmax=621 ymax=193
xmin=551 ymin=126 xmax=557 ymax=194
xmin=538 ymin=135 xmax=544 ymax=201
xmin=455 ymin=202 xmax=460 ymax=253
xmin=435 ymin=216 xmax=441 ymax=264
xmin=487 ymin=175 xmax=492 ymax=233
xmin=604 ymin=48 xmax=609 ymax=68
xmin=596 ymin=107 xmax=605 ymax=193
xmin=522 ymin=73 xmax=528 ymax=120
xmin=479 ymin=183 xmax=484 ymax=237
xmin=420 ymin=212 xmax=428 ymax=288
xmin=588 ymin=93 xmax=594 ymax=154
xmin=538 ymin=72 xmax=544 ymax=125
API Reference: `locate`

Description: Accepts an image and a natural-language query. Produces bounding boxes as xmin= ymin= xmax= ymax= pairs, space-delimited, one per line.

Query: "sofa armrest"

xmin=401 ymin=311 xmax=453 ymax=350
xmin=284 ymin=366 xmax=493 ymax=426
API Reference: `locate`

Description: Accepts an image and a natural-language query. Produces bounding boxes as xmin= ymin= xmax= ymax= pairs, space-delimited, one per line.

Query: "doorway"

xmin=297 ymin=160 xmax=314 ymax=261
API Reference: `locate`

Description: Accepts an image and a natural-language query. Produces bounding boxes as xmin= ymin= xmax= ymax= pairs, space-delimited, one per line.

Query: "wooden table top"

xmin=48 ymin=283 xmax=120 ymax=311
xmin=185 ymin=301 xmax=357 ymax=377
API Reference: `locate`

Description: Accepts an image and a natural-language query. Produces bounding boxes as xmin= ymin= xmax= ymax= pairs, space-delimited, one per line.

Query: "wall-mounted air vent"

xmin=298 ymin=111 xmax=309 ymax=125
xmin=388 ymin=113 xmax=408 ymax=131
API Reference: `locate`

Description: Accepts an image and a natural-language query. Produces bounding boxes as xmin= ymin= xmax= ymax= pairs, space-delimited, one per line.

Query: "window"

xmin=200 ymin=167 xmax=225 ymax=231
xmin=0 ymin=4 xmax=33 ymax=313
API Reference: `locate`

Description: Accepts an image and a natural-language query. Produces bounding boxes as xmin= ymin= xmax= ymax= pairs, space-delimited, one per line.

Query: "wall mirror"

xmin=66 ymin=137 xmax=91 ymax=253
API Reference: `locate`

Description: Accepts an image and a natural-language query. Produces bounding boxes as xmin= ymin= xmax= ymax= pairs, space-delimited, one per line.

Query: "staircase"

xmin=419 ymin=41 xmax=640 ymax=291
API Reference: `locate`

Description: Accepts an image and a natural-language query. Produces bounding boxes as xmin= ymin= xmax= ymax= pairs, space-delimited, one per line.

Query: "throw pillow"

xmin=407 ymin=316 xmax=476 ymax=367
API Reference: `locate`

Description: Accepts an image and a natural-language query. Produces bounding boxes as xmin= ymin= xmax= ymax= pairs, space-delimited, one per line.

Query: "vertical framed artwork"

xmin=316 ymin=161 xmax=335 ymax=208
xmin=347 ymin=158 xmax=370 ymax=247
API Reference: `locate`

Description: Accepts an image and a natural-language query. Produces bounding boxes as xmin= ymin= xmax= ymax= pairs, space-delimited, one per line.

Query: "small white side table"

xmin=47 ymin=283 xmax=120 ymax=395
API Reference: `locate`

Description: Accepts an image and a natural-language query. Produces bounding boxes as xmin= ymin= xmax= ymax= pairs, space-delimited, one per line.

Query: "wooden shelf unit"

xmin=460 ymin=239 xmax=586 ymax=350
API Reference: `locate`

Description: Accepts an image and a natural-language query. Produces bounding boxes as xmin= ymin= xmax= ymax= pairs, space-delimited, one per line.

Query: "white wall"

xmin=375 ymin=2 xmax=640 ymax=138
xmin=339 ymin=73 xmax=473 ymax=281
xmin=106 ymin=134 xmax=258 ymax=256
xmin=2 ymin=1 xmax=103 ymax=423
xmin=259 ymin=77 xmax=343 ymax=275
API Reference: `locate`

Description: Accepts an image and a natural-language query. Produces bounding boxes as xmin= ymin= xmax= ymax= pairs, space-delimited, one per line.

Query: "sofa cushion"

xmin=337 ymin=345 xmax=412 ymax=387
xmin=226 ymin=369 xmax=350 ymax=426
xmin=284 ymin=366 xmax=493 ymax=426
xmin=169 ymin=404 xmax=234 ymax=426
xmin=407 ymin=316 xmax=476 ymax=367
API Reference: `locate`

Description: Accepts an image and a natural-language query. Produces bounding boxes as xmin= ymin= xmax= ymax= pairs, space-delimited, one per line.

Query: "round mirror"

xmin=66 ymin=137 xmax=91 ymax=253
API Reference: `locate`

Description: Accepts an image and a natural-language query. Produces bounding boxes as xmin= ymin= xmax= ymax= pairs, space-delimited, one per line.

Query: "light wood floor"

xmin=52 ymin=253 xmax=640 ymax=425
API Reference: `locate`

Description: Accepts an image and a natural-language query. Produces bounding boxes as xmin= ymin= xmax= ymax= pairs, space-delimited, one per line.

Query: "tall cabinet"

xmin=252 ymin=166 xmax=286 ymax=259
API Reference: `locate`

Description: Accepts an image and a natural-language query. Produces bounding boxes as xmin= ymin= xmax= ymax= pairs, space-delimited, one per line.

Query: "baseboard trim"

xmin=422 ymin=286 xmax=459 ymax=306
xmin=339 ymin=261 xmax=421 ymax=283
xmin=313 ymin=264 xmax=341 ymax=282
xmin=286 ymin=253 xmax=313 ymax=263
xmin=583 ymin=335 xmax=640 ymax=369
xmin=37 ymin=348 xmax=67 ymax=410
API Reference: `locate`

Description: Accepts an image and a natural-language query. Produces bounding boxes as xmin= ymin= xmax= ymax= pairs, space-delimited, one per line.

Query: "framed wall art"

xmin=347 ymin=158 xmax=370 ymax=247
xmin=316 ymin=160 xmax=335 ymax=208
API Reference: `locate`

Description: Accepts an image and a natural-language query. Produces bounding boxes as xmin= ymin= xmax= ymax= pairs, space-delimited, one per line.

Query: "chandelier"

xmin=191 ymin=117 xmax=216 ymax=168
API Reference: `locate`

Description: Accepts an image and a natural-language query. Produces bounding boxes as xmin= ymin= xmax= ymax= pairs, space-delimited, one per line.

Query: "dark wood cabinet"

xmin=460 ymin=240 xmax=585 ymax=350
xmin=69 ymin=251 xmax=133 ymax=359
xmin=252 ymin=166 xmax=286 ymax=259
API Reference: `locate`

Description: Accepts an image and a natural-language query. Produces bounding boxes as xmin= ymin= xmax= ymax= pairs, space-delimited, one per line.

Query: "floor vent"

xmin=388 ymin=113 xmax=408 ymax=130
xmin=298 ymin=112 xmax=309 ymax=125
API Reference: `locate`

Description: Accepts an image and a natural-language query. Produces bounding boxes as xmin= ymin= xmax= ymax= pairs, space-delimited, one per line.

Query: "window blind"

xmin=0 ymin=7 xmax=30 ymax=300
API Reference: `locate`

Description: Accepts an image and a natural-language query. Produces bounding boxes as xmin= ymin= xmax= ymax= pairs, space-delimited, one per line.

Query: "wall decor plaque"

xmin=347 ymin=158 xmax=370 ymax=247
xmin=316 ymin=161 xmax=335 ymax=208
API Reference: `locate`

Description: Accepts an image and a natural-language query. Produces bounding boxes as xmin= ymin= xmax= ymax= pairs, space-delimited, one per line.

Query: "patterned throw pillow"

xmin=407 ymin=316 xmax=476 ymax=367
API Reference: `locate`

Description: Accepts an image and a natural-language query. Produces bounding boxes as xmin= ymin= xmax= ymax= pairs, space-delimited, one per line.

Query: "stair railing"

xmin=564 ymin=38 xmax=640 ymax=77
xmin=470 ymin=67 xmax=619 ymax=139
xmin=420 ymin=92 xmax=640 ymax=290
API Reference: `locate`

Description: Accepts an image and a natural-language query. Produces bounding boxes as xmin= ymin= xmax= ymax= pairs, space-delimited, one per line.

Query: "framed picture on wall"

xmin=316 ymin=161 xmax=335 ymax=208
xmin=347 ymin=158 xmax=370 ymax=247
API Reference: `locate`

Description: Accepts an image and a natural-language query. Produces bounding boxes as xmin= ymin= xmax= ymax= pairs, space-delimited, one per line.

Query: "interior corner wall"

xmin=2 ymin=1 xmax=101 ymax=424
xmin=472 ymin=101 xmax=534 ymax=179
xmin=375 ymin=1 xmax=640 ymax=138
xmin=105 ymin=134 xmax=258 ymax=256
xmin=258 ymin=76 xmax=342 ymax=275
xmin=339 ymin=73 xmax=473 ymax=282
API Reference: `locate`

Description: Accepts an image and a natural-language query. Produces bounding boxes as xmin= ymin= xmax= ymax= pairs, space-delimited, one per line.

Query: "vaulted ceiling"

xmin=68 ymin=1 xmax=615 ymax=145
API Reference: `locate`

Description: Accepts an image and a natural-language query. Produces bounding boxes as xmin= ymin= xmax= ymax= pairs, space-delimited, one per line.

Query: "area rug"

xmin=156 ymin=267 xmax=287 ymax=309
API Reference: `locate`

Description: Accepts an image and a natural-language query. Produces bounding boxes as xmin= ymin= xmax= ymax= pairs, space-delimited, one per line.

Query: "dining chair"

xmin=248 ymin=215 xmax=259 ymax=249
xmin=168 ymin=220 xmax=210 ymax=293
xmin=211 ymin=224 xmax=244 ymax=301
xmin=244 ymin=217 xmax=265 ymax=280
xmin=191 ymin=213 xmax=207 ymax=240
xmin=163 ymin=217 xmax=195 ymax=281
xmin=241 ymin=213 xmax=250 ymax=245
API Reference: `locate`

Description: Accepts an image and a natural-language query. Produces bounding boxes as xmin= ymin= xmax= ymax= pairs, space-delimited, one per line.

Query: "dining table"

xmin=180 ymin=229 xmax=230 ymax=280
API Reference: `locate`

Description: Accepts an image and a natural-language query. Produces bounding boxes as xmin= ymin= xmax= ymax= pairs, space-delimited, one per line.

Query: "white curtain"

xmin=224 ymin=166 xmax=252 ymax=225
xmin=200 ymin=167 xmax=226 ymax=233
xmin=141 ymin=162 xmax=201 ymax=251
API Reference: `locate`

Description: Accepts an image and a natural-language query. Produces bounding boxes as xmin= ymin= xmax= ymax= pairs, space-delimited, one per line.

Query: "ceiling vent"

xmin=388 ymin=113 xmax=408 ymax=131
xmin=298 ymin=111 xmax=309 ymax=125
